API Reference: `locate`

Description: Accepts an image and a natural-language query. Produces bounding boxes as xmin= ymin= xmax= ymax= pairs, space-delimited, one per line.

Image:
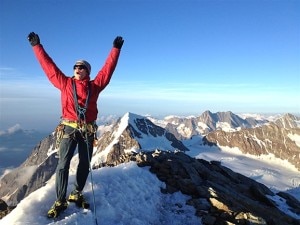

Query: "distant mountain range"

xmin=204 ymin=113 xmax=300 ymax=170
xmin=154 ymin=110 xmax=268 ymax=140
xmin=0 ymin=111 xmax=299 ymax=223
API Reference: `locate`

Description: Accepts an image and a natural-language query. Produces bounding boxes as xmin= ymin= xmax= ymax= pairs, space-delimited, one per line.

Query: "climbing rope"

xmin=72 ymin=79 xmax=98 ymax=225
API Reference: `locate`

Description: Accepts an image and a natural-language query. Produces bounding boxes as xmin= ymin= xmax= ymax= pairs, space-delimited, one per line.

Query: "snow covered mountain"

xmin=0 ymin=111 xmax=299 ymax=225
xmin=151 ymin=110 xmax=267 ymax=140
xmin=92 ymin=112 xmax=189 ymax=167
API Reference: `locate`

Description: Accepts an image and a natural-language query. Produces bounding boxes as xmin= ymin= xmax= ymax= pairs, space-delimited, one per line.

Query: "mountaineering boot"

xmin=47 ymin=200 xmax=68 ymax=218
xmin=68 ymin=190 xmax=90 ymax=209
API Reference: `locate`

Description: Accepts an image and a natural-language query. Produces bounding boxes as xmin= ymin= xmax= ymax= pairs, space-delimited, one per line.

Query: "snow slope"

xmin=2 ymin=141 xmax=300 ymax=224
xmin=0 ymin=162 xmax=200 ymax=225
xmin=185 ymin=136 xmax=300 ymax=194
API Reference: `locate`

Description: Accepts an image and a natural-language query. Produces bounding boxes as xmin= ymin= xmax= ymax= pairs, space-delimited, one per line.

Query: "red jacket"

xmin=33 ymin=44 xmax=120 ymax=123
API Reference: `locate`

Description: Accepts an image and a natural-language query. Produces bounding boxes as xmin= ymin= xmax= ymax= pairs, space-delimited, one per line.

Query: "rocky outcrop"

xmin=98 ymin=150 xmax=300 ymax=225
xmin=203 ymin=122 xmax=300 ymax=170
xmin=0 ymin=199 xmax=14 ymax=219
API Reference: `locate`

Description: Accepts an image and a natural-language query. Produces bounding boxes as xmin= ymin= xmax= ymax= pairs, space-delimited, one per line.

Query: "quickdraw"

xmin=54 ymin=124 xmax=65 ymax=150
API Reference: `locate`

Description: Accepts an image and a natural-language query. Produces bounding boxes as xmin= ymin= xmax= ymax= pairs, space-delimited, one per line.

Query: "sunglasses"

xmin=73 ymin=65 xmax=87 ymax=70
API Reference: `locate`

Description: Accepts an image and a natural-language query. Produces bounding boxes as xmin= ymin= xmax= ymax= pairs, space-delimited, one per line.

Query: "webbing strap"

xmin=72 ymin=79 xmax=91 ymax=121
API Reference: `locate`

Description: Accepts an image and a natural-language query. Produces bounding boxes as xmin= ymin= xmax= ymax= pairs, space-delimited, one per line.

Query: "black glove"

xmin=113 ymin=36 xmax=124 ymax=49
xmin=27 ymin=32 xmax=40 ymax=46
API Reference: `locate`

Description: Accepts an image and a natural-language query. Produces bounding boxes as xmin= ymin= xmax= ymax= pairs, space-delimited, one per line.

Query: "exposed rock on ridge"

xmin=99 ymin=150 xmax=300 ymax=225
xmin=274 ymin=113 xmax=300 ymax=129
xmin=203 ymin=122 xmax=300 ymax=170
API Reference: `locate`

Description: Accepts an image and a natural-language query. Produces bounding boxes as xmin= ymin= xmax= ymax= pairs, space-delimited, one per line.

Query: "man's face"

xmin=73 ymin=65 xmax=88 ymax=80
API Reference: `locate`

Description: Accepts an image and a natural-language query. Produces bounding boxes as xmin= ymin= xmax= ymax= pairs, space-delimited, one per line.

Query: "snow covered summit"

xmin=91 ymin=112 xmax=189 ymax=167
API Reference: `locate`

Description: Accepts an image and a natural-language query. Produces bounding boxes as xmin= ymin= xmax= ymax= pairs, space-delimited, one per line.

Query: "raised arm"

xmin=93 ymin=36 xmax=124 ymax=91
xmin=28 ymin=32 xmax=67 ymax=89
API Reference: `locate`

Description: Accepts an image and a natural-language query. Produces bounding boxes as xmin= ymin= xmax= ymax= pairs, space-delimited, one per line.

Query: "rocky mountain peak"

xmin=92 ymin=112 xmax=189 ymax=167
xmin=274 ymin=113 xmax=300 ymax=129
xmin=199 ymin=110 xmax=252 ymax=131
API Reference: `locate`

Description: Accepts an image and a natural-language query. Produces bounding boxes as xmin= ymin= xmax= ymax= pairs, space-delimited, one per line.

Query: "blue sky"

xmin=0 ymin=0 xmax=299 ymax=131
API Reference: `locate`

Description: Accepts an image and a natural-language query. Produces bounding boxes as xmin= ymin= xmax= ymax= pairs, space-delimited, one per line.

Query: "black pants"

xmin=55 ymin=125 xmax=94 ymax=201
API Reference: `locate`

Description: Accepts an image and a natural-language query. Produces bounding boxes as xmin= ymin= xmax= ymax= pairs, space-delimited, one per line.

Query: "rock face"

xmin=128 ymin=113 xmax=189 ymax=152
xmin=0 ymin=199 xmax=8 ymax=219
xmin=99 ymin=150 xmax=300 ymax=225
xmin=198 ymin=110 xmax=254 ymax=131
xmin=0 ymin=134 xmax=58 ymax=206
xmin=274 ymin=113 xmax=300 ymax=129
xmin=93 ymin=112 xmax=189 ymax=167
xmin=203 ymin=122 xmax=300 ymax=170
